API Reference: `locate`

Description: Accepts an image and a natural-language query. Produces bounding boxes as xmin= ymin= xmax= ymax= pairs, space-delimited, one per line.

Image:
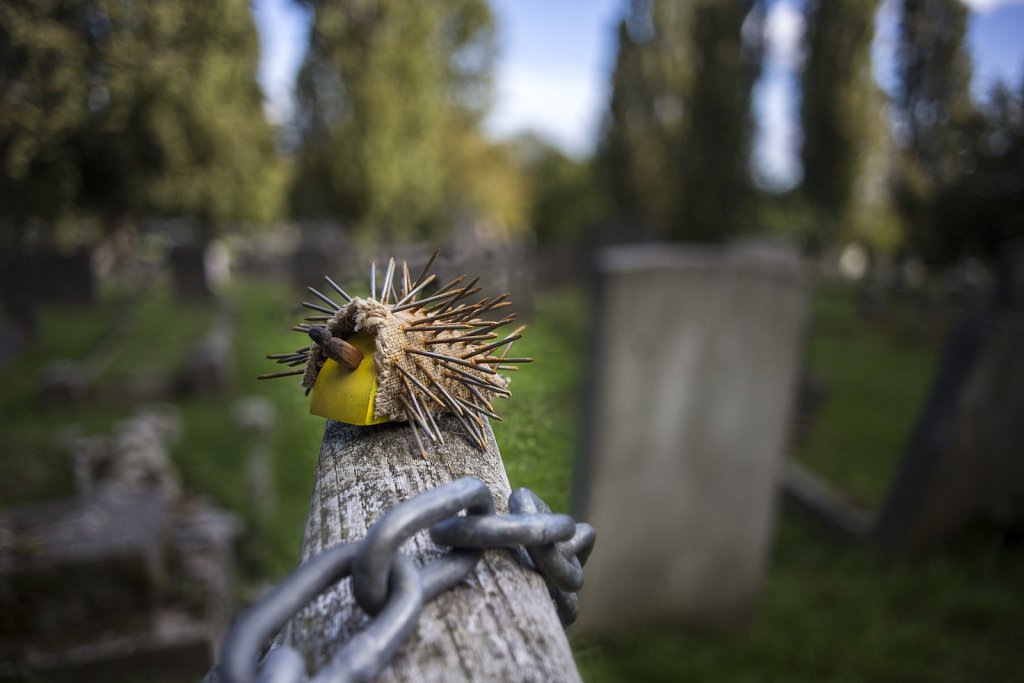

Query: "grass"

xmin=791 ymin=281 xmax=950 ymax=507
xmin=492 ymin=288 xmax=586 ymax=513
xmin=574 ymin=506 xmax=1024 ymax=682
xmin=2 ymin=273 xmax=1022 ymax=682
xmin=572 ymin=280 xmax=1024 ymax=682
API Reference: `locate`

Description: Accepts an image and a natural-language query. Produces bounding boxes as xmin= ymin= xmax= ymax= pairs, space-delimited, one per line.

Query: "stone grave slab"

xmin=572 ymin=242 xmax=808 ymax=633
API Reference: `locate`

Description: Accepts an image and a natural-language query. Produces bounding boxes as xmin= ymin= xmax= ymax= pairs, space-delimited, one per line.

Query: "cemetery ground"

xmin=1 ymin=275 xmax=1022 ymax=681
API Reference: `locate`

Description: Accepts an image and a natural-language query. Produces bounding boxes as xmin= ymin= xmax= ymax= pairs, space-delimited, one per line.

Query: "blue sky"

xmin=252 ymin=0 xmax=1024 ymax=185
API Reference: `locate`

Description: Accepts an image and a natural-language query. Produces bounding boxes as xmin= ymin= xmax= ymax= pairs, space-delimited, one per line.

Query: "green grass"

xmin=0 ymin=285 xmax=217 ymax=508
xmin=791 ymin=281 xmax=948 ymax=507
xmin=3 ymin=275 xmax=1022 ymax=682
xmin=572 ymin=281 xmax=1024 ymax=682
xmin=492 ymin=289 xmax=586 ymax=513
xmin=574 ymin=507 xmax=1024 ymax=682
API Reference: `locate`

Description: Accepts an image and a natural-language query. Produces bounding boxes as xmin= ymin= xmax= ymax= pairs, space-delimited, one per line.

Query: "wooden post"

xmin=286 ymin=416 xmax=582 ymax=682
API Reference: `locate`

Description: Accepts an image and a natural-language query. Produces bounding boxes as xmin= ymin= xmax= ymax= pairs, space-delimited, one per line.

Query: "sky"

xmin=252 ymin=0 xmax=1024 ymax=185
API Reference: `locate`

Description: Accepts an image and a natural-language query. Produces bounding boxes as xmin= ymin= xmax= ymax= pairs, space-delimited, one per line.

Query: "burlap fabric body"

xmin=302 ymin=298 xmax=509 ymax=422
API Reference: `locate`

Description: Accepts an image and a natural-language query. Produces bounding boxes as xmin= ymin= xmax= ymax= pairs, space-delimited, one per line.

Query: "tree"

xmin=926 ymin=77 xmax=1024 ymax=263
xmin=0 ymin=0 xmax=91 ymax=243
xmin=510 ymin=135 xmax=606 ymax=247
xmin=891 ymin=0 xmax=976 ymax=263
xmin=79 ymin=0 xmax=284 ymax=233
xmin=1 ymin=0 xmax=284 ymax=241
xmin=799 ymin=0 xmax=881 ymax=245
xmin=291 ymin=0 xmax=496 ymax=242
xmin=598 ymin=0 xmax=693 ymax=236
xmin=598 ymin=0 xmax=763 ymax=242
xmin=674 ymin=0 xmax=764 ymax=241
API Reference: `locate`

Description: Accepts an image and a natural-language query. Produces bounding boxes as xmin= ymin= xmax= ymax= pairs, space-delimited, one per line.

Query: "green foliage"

xmin=799 ymin=0 xmax=881 ymax=244
xmin=492 ymin=288 xmax=586 ymax=512
xmin=922 ymin=78 xmax=1024 ymax=262
xmin=80 ymin=0 xmax=285 ymax=229
xmin=891 ymin=0 xmax=980 ymax=264
xmin=675 ymin=0 xmax=764 ymax=241
xmin=440 ymin=117 xmax=529 ymax=238
xmin=509 ymin=135 xmax=607 ymax=246
xmin=291 ymin=0 xmax=498 ymax=241
xmin=598 ymin=0 xmax=763 ymax=242
xmin=0 ymin=0 xmax=91 ymax=234
xmin=0 ymin=0 xmax=284 ymax=241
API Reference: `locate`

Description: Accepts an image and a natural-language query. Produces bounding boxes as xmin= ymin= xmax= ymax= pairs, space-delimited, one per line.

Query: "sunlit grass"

xmin=2 ymin=274 xmax=1021 ymax=683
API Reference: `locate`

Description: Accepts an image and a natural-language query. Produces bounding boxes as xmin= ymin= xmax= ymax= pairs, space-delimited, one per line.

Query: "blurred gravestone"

xmin=39 ymin=247 xmax=95 ymax=304
xmin=0 ymin=409 xmax=236 ymax=680
xmin=875 ymin=240 xmax=1024 ymax=556
xmin=572 ymin=242 xmax=808 ymax=633
xmin=169 ymin=244 xmax=211 ymax=300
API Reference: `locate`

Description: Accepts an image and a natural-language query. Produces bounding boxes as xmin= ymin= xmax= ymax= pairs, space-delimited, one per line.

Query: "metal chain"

xmin=207 ymin=477 xmax=595 ymax=683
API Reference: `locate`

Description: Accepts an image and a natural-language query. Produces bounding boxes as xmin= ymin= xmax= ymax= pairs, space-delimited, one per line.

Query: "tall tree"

xmin=926 ymin=76 xmax=1024 ymax=264
xmin=598 ymin=2 xmax=688 ymax=235
xmin=291 ymin=0 xmax=495 ymax=242
xmin=598 ymin=0 xmax=763 ymax=242
xmin=0 ymin=0 xmax=91 ymax=243
xmin=79 ymin=0 xmax=284 ymax=233
xmin=800 ymin=0 xmax=880 ymax=245
xmin=891 ymin=0 xmax=975 ymax=263
xmin=0 ymin=0 xmax=284 ymax=243
xmin=674 ymin=0 xmax=764 ymax=241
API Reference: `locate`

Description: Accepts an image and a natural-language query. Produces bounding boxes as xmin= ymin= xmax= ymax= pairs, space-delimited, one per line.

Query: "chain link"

xmin=207 ymin=477 xmax=595 ymax=683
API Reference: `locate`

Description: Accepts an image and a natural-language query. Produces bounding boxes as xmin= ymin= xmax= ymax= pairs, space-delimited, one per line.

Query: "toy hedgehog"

xmin=259 ymin=249 xmax=530 ymax=457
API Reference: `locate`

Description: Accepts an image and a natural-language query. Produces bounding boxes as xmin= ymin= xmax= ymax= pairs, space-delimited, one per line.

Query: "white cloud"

xmin=765 ymin=0 xmax=805 ymax=71
xmin=963 ymin=0 xmax=1024 ymax=13
xmin=484 ymin=63 xmax=606 ymax=157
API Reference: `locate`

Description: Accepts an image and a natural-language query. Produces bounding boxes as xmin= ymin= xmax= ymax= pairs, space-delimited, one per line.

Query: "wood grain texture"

xmin=286 ymin=416 xmax=581 ymax=683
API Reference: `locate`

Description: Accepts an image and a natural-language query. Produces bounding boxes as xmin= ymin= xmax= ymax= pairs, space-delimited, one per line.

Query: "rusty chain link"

xmin=206 ymin=477 xmax=595 ymax=683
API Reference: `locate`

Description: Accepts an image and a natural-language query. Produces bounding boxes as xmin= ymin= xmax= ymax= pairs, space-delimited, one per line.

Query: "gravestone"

xmin=0 ymin=409 xmax=237 ymax=680
xmin=169 ymin=244 xmax=211 ymax=300
xmin=875 ymin=242 xmax=1024 ymax=556
xmin=572 ymin=242 xmax=808 ymax=633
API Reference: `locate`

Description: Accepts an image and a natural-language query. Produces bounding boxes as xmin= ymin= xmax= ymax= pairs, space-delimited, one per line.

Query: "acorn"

xmin=259 ymin=249 xmax=530 ymax=457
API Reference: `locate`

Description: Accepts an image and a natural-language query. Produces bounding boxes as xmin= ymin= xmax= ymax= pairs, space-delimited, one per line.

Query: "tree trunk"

xmin=286 ymin=416 xmax=582 ymax=683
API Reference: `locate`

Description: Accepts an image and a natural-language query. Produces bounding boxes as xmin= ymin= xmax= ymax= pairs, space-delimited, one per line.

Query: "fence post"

xmin=285 ymin=416 xmax=582 ymax=682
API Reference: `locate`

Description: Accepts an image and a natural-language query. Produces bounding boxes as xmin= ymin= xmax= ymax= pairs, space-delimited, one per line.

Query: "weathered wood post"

xmin=285 ymin=417 xmax=582 ymax=682
xmin=249 ymin=252 xmax=584 ymax=680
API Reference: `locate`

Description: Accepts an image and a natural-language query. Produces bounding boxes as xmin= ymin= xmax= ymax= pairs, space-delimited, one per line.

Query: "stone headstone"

xmin=572 ymin=242 xmax=808 ymax=634
xmin=0 ymin=408 xmax=237 ymax=680
xmin=0 ymin=491 xmax=169 ymax=652
xmin=169 ymin=244 xmax=211 ymax=300
xmin=874 ymin=310 xmax=1024 ymax=556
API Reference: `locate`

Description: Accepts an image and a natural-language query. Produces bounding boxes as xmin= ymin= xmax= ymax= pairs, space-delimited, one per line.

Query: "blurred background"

xmin=1 ymin=0 xmax=1023 ymax=680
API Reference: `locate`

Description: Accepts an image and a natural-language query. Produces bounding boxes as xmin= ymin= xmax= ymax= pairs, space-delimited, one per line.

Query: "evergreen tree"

xmin=79 ymin=0 xmax=284 ymax=233
xmin=0 ymin=0 xmax=284 ymax=243
xmin=0 ymin=0 xmax=92 ymax=242
xmin=598 ymin=0 xmax=692 ymax=236
xmin=674 ymin=0 xmax=763 ymax=241
xmin=291 ymin=0 xmax=495 ymax=242
xmin=892 ymin=0 xmax=976 ymax=263
xmin=800 ymin=0 xmax=880 ymax=244
xmin=598 ymin=0 xmax=763 ymax=241
xmin=927 ymin=77 xmax=1024 ymax=263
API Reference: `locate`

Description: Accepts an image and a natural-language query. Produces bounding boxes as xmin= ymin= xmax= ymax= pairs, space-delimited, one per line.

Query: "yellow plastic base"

xmin=309 ymin=331 xmax=390 ymax=425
